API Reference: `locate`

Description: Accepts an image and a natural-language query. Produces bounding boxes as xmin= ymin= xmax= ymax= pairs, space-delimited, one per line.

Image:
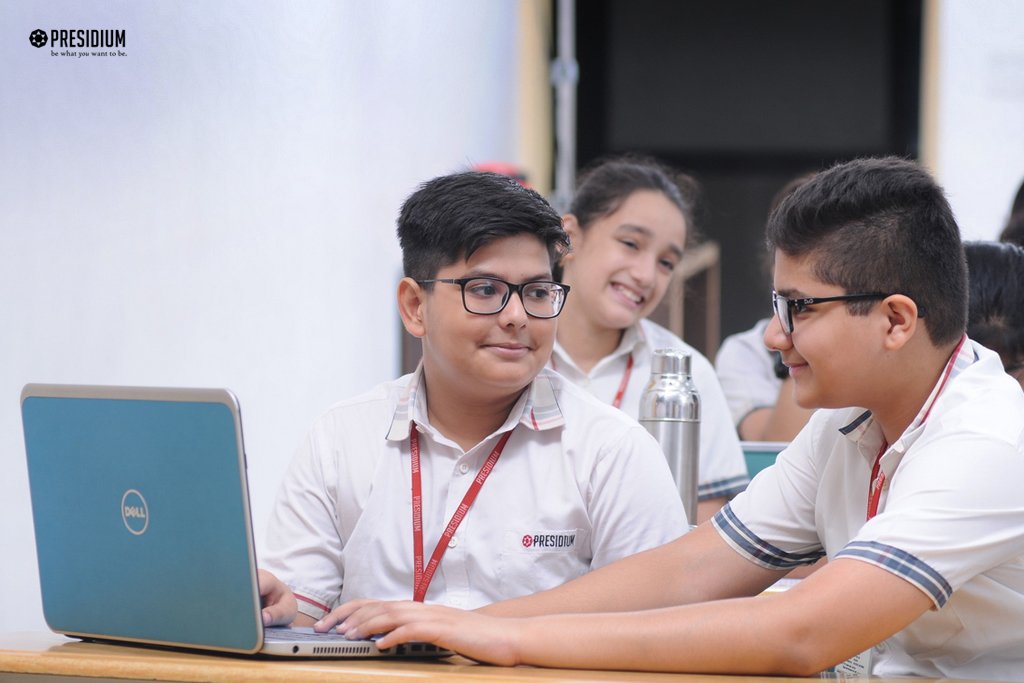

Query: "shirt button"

xmin=458 ymin=463 xmax=469 ymax=475
xmin=448 ymin=536 xmax=458 ymax=548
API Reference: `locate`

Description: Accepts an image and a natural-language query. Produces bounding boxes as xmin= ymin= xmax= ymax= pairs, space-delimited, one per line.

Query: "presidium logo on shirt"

xmin=521 ymin=531 xmax=577 ymax=551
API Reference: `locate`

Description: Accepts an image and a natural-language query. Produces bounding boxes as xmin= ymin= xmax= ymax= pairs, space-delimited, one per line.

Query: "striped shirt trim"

xmin=915 ymin=335 xmax=968 ymax=428
xmin=838 ymin=409 xmax=872 ymax=436
xmin=699 ymin=474 xmax=749 ymax=500
xmin=836 ymin=540 xmax=952 ymax=608
xmin=837 ymin=337 xmax=972 ymax=442
xmin=522 ymin=372 xmax=566 ymax=430
xmin=712 ymin=503 xmax=825 ymax=569
xmin=294 ymin=592 xmax=330 ymax=614
xmin=384 ymin=364 xmax=424 ymax=441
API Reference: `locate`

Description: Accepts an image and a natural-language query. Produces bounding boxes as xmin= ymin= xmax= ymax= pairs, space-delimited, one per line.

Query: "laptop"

xmin=20 ymin=383 xmax=450 ymax=658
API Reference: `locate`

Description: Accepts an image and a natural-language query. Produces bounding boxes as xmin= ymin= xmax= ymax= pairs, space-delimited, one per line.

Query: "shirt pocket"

xmin=498 ymin=528 xmax=590 ymax=595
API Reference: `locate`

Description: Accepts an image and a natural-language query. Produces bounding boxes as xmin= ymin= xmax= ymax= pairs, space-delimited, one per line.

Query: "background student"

xmin=965 ymin=240 xmax=1024 ymax=388
xmin=258 ymin=171 xmax=686 ymax=627
xmin=716 ymin=174 xmax=815 ymax=442
xmin=549 ymin=155 xmax=748 ymax=521
xmin=326 ymin=158 xmax=1024 ymax=681
xmin=999 ymin=176 xmax=1024 ymax=246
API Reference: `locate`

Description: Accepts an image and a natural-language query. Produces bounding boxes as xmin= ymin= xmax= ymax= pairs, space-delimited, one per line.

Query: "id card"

xmin=823 ymin=648 xmax=871 ymax=679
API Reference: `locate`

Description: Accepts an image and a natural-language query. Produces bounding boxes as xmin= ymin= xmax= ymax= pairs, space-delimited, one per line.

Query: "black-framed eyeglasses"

xmin=772 ymin=290 xmax=891 ymax=335
xmin=418 ymin=277 xmax=570 ymax=319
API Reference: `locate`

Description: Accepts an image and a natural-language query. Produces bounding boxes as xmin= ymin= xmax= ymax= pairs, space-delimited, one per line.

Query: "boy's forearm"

xmin=507 ymin=561 xmax=930 ymax=675
xmin=511 ymin=601 xmax=814 ymax=675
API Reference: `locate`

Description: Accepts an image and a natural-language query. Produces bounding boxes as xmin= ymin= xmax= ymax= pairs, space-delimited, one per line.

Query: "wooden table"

xmin=0 ymin=631 xmax=885 ymax=683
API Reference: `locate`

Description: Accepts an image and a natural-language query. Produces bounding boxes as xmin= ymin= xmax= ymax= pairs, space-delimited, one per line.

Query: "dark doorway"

xmin=573 ymin=0 xmax=922 ymax=352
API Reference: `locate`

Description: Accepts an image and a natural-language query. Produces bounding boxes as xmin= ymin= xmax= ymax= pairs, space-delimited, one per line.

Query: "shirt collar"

xmin=839 ymin=334 xmax=973 ymax=451
xmin=550 ymin=322 xmax=645 ymax=375
xmin=385 ymin=364 xmax=566 ymax=442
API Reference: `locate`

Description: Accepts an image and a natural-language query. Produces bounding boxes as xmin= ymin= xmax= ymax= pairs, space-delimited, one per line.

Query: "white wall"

xmin=927 ymin=0 xmax=1024 ymax=239
xmin=1 ymin=1 xmax=523 ymax=632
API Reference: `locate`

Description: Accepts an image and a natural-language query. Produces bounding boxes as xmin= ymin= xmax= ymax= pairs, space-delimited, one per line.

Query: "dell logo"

xmin=121 ymin=489 xmax=149 ymax=535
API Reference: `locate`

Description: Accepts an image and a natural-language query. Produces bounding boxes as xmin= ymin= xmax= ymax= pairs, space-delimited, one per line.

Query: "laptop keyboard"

xmin=265 ymin=627 xmax=361 ymax=641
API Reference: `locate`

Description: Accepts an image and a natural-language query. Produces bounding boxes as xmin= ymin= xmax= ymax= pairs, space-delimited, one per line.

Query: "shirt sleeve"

xmin=261 ymin=426 xmax=345 ymax=620
xmin=713 ymin=412 xmax=828 ymax=569
xmin=838 ymin=429 xmax=1024 ymax=608
xmin=690 ymin=350 xmax=750 ymax=499
xmin=586 ymin=424 xmax=689 ymax=569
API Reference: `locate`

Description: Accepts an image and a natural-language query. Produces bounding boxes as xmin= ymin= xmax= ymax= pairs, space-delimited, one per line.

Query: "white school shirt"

xmin=714 ymin=318 xmax=782 ymax=428
xmin=715 ymin=339 xmax=1024 ymax=680
xmin=550 ymin=318 xmax=749 ymax=500
xmin=261 ymin=366 xmax=686 ymax=620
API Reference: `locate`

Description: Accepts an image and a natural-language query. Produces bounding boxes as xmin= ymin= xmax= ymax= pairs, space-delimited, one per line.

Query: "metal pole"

xmin=550 ymin=0 xmax=578 ymax=214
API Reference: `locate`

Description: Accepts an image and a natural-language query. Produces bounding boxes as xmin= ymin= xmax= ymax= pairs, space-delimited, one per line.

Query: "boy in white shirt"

xmin=258 ymin=171 xmax=685 ymax=626
xmin=327 ymin=158 xmax=1024 ymax=680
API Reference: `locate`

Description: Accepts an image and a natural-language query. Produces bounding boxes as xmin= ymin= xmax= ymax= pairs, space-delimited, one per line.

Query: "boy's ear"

xmin=397 ymin=277 xmax=427 ymax=338
xmin=560 ymin=214 xmax=581 ymax=266
xmin=881 ymin=294 xmax=922 ymax=350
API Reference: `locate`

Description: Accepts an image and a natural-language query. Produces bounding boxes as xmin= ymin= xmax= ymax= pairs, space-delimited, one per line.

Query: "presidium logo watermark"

xmin=29 ymin=28 xmax=127 ymax=58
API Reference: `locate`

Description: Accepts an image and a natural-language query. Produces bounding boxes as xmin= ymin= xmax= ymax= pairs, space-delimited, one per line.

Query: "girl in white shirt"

xmin=550 ymin=155 xmax=748 ymax=521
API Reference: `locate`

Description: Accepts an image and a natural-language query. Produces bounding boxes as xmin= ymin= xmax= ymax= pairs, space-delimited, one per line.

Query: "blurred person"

xmin=548 ymin=155 xmax=748 ymax=522
xmin=999 ymin=176 xmax=1024 ymax=247
xmin=965 ymin=240 xmax=1024 ymax=387
xmin=716 ymin=174 xmax=816 ymax=441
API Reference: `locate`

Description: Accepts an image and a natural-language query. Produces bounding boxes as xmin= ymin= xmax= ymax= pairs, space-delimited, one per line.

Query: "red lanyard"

xmin=551 ymin=352 xmax=633 ymax=409
xmin=866 ymin=337 xmax=964 ymax=521
xmin=866 ymin=441 xmax=888 ymax=521
xmin=409 ymin=427 xmax=512 ymax=602
xmin=612 ymin=353 xmax=634 ymax=409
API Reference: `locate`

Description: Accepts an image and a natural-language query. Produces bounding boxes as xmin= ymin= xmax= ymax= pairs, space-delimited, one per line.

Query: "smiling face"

xmin=764 ymin=250 xmax=886 ymax=410
xmin=560 ymin=190 xmax=686 ymax=333
xmin=404 ymin=233 xmax=558 ymax=406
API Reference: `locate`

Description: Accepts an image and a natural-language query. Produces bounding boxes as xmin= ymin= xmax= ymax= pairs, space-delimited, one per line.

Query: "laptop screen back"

xmin=21 ymin=385 xmax=264 ymax=653
xmin=740 ymin=440 xmax=788 ymax=479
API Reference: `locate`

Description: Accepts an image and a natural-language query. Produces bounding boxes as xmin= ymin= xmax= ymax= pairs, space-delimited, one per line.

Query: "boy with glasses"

xmin=258 ymin=171 xmax=686 ymax=626
xmin=328 ymin=158 xmax=1024 ymax=680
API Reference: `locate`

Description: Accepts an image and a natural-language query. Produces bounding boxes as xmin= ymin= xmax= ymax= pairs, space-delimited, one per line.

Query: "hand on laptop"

xmin=316 ymin=599 xmax=524 ymax=665
xmin=258 ymin=569 xmax=298 ymax=626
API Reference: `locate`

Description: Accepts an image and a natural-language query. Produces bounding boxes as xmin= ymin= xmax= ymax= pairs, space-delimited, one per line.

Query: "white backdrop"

xmin=1 ymin=1 xmax=524 ymax=632
xmin=933 ymin=0 xmax=1024 ymax=239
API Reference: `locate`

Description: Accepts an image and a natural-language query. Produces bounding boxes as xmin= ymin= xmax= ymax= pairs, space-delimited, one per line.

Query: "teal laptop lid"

xmin=21 ymin=384 xmax=263 ymax=653
xmin=740 ymin=440 xmax=789 ymax=479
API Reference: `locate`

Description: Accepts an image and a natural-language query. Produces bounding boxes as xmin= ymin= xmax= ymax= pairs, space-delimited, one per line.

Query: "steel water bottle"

xmin=639 ymin=348 xmax=701 ymax=525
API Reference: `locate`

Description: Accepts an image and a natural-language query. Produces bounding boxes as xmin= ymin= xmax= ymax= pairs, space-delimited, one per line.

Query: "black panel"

xmin=575 ymin=0 xmax=922 ymax=345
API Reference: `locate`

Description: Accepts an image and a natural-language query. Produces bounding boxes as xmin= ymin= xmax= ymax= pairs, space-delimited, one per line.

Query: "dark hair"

xmin=756 ymin=173 xmax=817 ymax=280
xmin=999 ymin=177 xmax=1024 ymax=247
xmin=965 ymin=240 xmax=1024 ymax=375
xmin=570 ymin=155 xmax=699 ymax=233
xmin=556 ymin=155 xmax=700 ymax=280
xmin=1011 ymin=177 xmax=1024 ymax=216
xmin=398 ymin=171 xmax=568 ymax=281
xmin=1000 ymin=211 xmax=1024 ymax=247
xmin=766 ymin=157 xmax=967 ymax=346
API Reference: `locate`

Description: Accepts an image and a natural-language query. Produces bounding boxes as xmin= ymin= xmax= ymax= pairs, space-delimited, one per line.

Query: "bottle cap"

xmin=651 ymin=348 xmax=691 ymax=376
